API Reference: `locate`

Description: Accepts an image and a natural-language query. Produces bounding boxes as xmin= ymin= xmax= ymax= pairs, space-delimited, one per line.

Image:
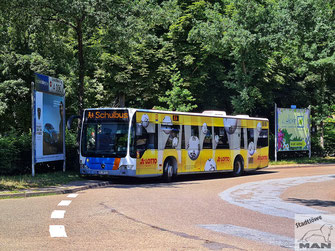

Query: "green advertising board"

xmin=276 ymin=108 xmax=310 ymax=152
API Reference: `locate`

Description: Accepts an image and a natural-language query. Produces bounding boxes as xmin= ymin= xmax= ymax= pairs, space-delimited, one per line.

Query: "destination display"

xmin=85 ymin=110 xmax=129 ymax=122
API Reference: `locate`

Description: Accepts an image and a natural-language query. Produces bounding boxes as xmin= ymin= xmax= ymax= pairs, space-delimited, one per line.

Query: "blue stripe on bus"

xmin=85 ymin=157 xmax=116 ymax=170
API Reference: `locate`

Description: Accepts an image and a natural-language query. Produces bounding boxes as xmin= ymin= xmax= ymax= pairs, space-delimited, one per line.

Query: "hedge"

xmin=0 ymin=130 xmax=79 ymax=175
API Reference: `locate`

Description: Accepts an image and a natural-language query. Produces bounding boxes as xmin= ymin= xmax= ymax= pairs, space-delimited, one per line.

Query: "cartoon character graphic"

xmin=187 ymin=136 xmax=200 ymax=160
xmin=224 ymin=118 xmax=237 ymax=134
xmin=172 ymin=137 xmax=179 ymax=148
xmin=162 ymin=116 xmax=173 ymax=134
xmin=224 ymin=118 xmax=239 ymax=150
xmin=204 ymin=158 xmax=216 ymax=171
xmin=201 ymin=123 xmax=208 ymax=134
xmin=214 ymin=135 xmax=219 ymax=149
xmin=141 ymin=114 xmax=149 ymax=128
xmin=248 ymin=141 xmax=255 ymax=156
xmin=254 ymin=122 xmax=262 ymax=148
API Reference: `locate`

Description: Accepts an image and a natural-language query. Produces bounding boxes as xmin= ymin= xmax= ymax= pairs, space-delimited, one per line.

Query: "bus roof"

xmin=84 ymin=107 xmax=268 ymax=121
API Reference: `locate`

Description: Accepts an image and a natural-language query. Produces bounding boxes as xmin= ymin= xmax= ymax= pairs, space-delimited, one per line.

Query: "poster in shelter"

xmin=33 ymin=73 xmax=65 ymax=163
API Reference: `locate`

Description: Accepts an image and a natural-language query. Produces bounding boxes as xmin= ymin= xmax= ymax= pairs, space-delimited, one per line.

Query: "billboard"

xmin=276 ymin=107 xmax=310 ymax=152
xmin=32 ymin=73 xmax=65 ymax=164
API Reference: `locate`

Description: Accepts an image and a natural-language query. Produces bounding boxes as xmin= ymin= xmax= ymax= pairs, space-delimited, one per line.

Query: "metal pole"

xmin=63 ymin=90 xmax=66 ymax=172
xmin=275 ymin=103 xmax=278 ymax=162
xmin=31 ymin=82 xmax=35 ymax=177
xmin=308 ymin=105 xmax=311 ymax=159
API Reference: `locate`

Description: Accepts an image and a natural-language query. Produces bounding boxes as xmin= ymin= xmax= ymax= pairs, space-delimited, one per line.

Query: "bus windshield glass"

xmin=81 ymin=110 xmax=129 ymax=158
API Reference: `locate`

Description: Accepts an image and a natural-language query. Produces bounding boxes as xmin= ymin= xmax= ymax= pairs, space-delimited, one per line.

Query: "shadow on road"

xmin=287 ymin=198 xmax=335 ymax=208
xmin=84 ymin=169 xmax=277 ymax=189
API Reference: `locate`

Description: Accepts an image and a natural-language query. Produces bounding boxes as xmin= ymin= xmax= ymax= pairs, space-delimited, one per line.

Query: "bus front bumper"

xmin=80 ymin=167 xmax=137 ymax=176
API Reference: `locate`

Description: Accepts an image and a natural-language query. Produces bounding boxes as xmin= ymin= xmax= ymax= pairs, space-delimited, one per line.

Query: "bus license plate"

xmin=99 ymin=170 xmax=108 ymax=175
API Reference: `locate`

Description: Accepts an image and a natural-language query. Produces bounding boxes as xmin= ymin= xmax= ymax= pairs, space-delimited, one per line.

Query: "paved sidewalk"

xmin=0 ymin=179 xmax=113 ymax=199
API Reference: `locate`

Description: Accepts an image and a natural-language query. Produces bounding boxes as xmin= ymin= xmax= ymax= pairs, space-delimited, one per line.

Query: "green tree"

xmin=157 ymin=64 xmax=197 ymax=112
xmin=95 ymin=0 xmax=180 ymax=109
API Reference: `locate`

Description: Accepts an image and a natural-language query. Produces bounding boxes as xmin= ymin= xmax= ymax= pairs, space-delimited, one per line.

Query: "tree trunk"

xmin=119 ymin=94 xmax=125 ymax=107
xmin=76 ymin=19 xmax=85 ymax=116
xmin=242 ymin=60 xmax=246 ymax=75
xmin=320 ymin=121 xmax=324 ymax=149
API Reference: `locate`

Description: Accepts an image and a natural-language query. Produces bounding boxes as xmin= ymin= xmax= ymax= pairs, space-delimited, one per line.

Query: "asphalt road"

xmin=1 ymin=165 xmax=335 ymax=250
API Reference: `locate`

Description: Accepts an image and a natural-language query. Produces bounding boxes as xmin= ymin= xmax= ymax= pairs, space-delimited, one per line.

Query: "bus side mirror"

xmin=67 ymin=115 xmax=81 ymax=130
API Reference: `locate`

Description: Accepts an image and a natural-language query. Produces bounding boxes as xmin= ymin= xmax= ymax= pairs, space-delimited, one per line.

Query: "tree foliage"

xmin=0 ymin=0 xmax=335 ymax=149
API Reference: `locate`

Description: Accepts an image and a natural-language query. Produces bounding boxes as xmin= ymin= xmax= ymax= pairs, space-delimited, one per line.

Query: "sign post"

xmin=308 ymin=105 xmax=311 ymax=159
xmin=275 ymin=103 xmax=278 ymax=162
xmin=32 ymin=73 xmax=66 ymax=176
xmin=31 ymin=81 xmax=36 ymax=177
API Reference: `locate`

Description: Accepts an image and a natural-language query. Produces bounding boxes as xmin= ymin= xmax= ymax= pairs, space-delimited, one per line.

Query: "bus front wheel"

xmin=233 ymin=156 xmax=244 ymax=177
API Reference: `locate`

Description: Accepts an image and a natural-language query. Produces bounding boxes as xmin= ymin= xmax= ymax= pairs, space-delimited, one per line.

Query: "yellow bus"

xmin=79 ymin=108 xmax=269 ymax=181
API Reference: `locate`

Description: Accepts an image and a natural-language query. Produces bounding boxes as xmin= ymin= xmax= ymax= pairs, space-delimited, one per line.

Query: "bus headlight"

xmin=119 ymin=165 xmax=134 ymax=170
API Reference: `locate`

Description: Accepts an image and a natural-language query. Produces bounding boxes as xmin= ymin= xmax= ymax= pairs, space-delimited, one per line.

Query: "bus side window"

xmin=181 ymin=125 xmax=185 ymax=149
xmin=247 ymin=128 xmax=254 ymax=144
xmin=240 ymin=127 xmax=244 ymax=149
xmin=165 ymin=125 xmax=180 ymax=149
xmin=203 ymin=127 xmax=212 ymax=149
xmin=257 ymin=129 xmax=268 ymax=148
xmin=214 ymin=127 xmax=229 ymax=149
xmin=147 ymin=124 xmax=158 ymax=149
xmin=136 ymin=123 xmax=158 ymax=158
xmin=191 ymin=126 xmax=199 ymax=138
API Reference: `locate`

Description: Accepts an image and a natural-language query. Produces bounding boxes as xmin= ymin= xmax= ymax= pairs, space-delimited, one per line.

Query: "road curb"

xmin=0 ymin=180 xmax=113 ymax=199
xmin=268 ymin=163 xmax=335 ymax=169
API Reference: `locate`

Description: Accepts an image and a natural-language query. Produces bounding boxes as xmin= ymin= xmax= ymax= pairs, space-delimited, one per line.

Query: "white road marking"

xmin=200 ymin=224 xmax=294 ymax=249
xmin=220 ymin=175 xmax=333 ymax=219
xmin=58 ymin=200 xmax=72 ymax=206
xmin=49 ymin=225 xmax=67 ymax=237
xmin=67 ymin=194 xmax=78 ymax=198
xmin=51 ymin=210 xmax=66 ymax=219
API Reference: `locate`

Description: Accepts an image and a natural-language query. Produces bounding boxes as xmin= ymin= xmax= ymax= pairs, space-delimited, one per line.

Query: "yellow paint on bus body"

xmin=135 ymin=111 xmax=269 ymax=176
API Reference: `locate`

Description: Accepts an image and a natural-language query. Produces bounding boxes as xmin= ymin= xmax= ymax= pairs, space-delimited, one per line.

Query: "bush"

xmin=311 ymin=135 xmax=326 ymax=157
xmin=324 ymin=124 xmax=335 ymax=156
xmin=269 ymin=132 xmax=275 ymax=160
xmin=0 ymin=130 xmax=80 ymax=175
xmin=0 ymin=132 xmax=31 ymax=175
xmin=65 ymin=129 xmax=80 ymax=172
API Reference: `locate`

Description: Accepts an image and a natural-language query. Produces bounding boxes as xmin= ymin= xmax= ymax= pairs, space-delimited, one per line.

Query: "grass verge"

xmin=270 ymin=156 xmax=335 ymax=166
xmin=0 ymin=171 xmax=83 ymax=192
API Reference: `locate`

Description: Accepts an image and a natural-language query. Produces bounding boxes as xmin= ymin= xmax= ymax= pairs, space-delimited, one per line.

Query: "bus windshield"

xmin=81 ymin=110 xmax=129 ymax=158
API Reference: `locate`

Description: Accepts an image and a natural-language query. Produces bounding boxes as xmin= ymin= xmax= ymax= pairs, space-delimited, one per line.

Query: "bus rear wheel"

xmin=233 ymin=157 xmax=244 ymax=176
xmin=163 ymin=159 xmax=174 ymax=182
